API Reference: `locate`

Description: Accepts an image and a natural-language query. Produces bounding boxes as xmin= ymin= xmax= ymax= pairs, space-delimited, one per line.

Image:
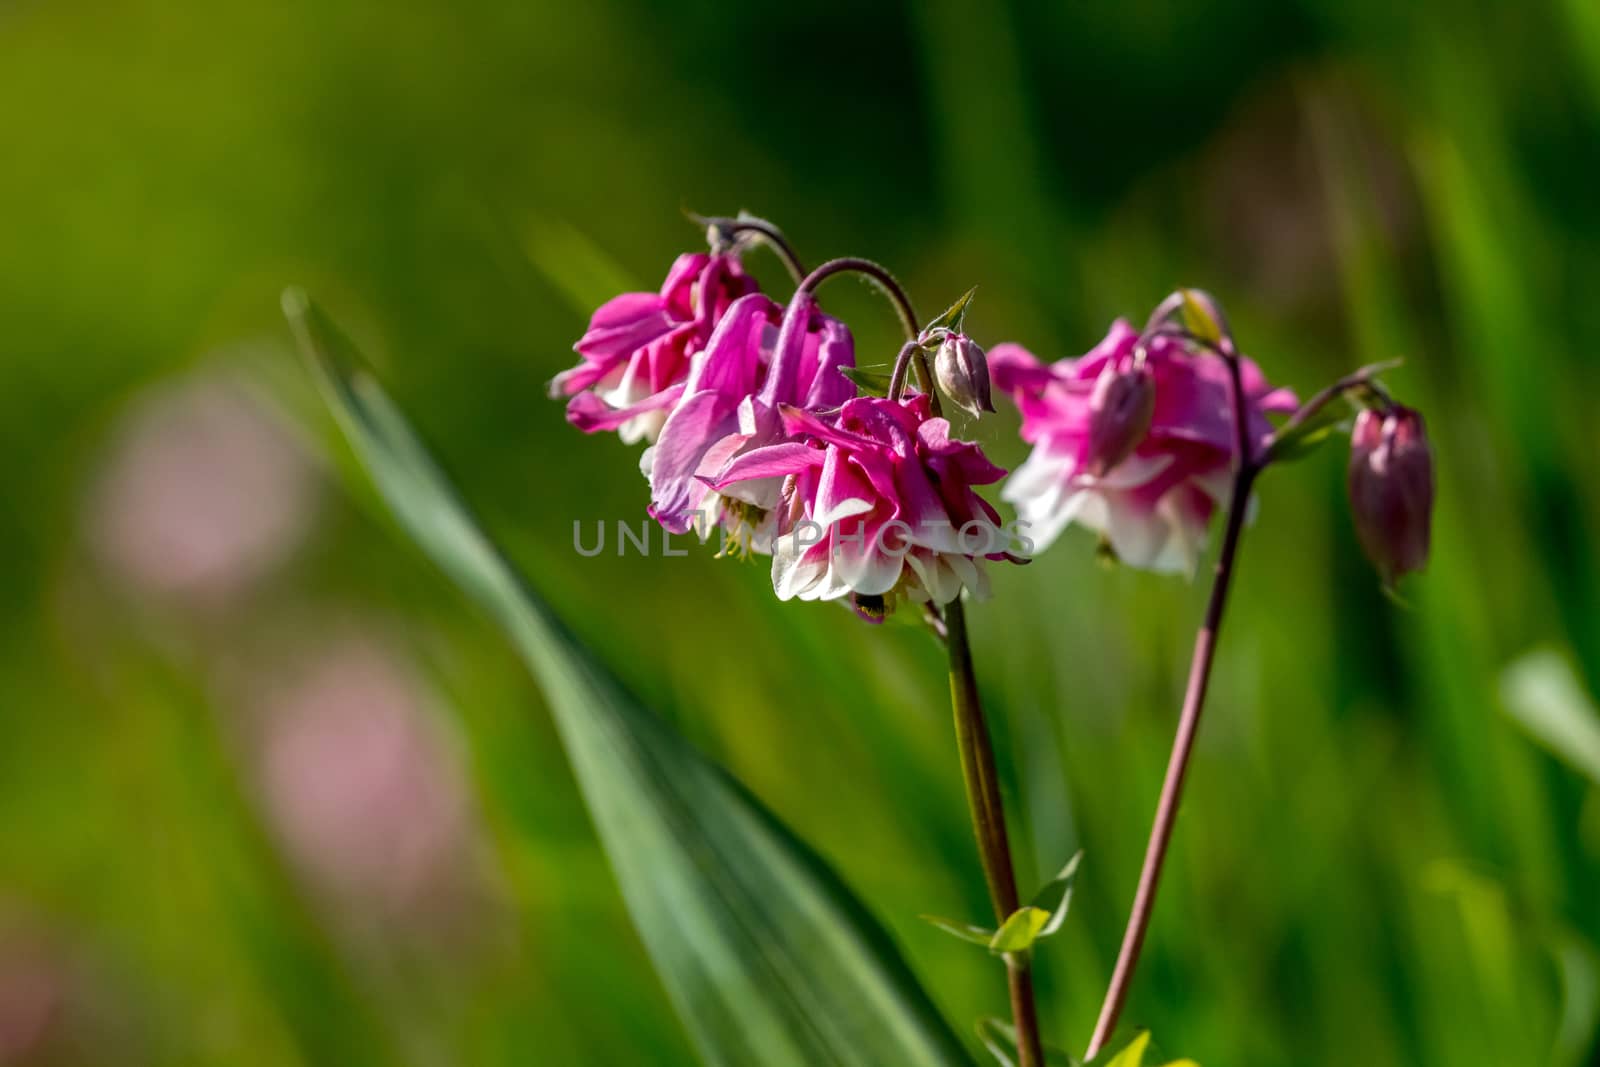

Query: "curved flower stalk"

xmin=709 ymin=393 xmax=1015 ymax=619
xmin=990 ymin=319 xmax=1297 ymax=572
xmin=992 ymin=290 xmax=1433 ymax=1060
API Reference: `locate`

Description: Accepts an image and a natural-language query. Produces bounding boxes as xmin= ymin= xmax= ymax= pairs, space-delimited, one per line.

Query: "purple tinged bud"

xmin=1083 ymin=357 xmax=1156 ymax=478
xmin=934 ymin=334 xmax=994 ymax=418
xmin=1347 ymin=405 xmax=1433 ymax=585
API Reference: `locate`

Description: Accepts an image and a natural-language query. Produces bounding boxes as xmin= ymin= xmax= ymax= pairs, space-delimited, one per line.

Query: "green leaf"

xmin=1087 ymin=1031 xmax=1198 ymax=1067
xmin=1265 ymin=417 xmax=1345 ymax=464
xmin=923 ymin=285 xmax=979 ymax=337
xmin=1263 ymin=360 xmax=1401 ymax=466
xmin=1178 ymin=290 xmax=1222 ymax=347
xmin=285 ymin=291 xmax=977 ymax=1067
xmin=1103 ymin=1034 xmax=1151 ymax=1067
xmin=920 ymin=914 xmax=997 ymax=947
xmin=976 ymin=1017 xmax=1020 ymax=1067
xmin=988 ymin=906 xmax=1050 ymax=955
xmin=975 ymin=1018 xmax=1079 ymax=1067
xmin=1030 ymin=850 xmax=1083 ymax=940
xmin=841 ymin=365 xmax=895 ymax=397
xmin=1500 ymin=648 xmax=1600 ymax=786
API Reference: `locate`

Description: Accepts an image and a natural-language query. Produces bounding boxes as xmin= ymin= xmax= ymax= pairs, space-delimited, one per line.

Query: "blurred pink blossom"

xmin=246 ymin=638 xmax=478 ymax=920
xmin=86 ymin=377 xmax=318 ymax=606
xmin=0 ymin=940 xmax=62 ymax=1066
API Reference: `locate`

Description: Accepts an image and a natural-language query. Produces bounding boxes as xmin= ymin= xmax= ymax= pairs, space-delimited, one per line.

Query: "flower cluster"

xmin=551 ymin=220 xmax=1019 ymax=618
xmin=554 ymin=222 xmax=1434 ymax=613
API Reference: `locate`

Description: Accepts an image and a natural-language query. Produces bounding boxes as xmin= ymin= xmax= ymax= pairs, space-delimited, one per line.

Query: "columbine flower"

xmin=707 ymin=394 xmax=1013 ymax=617
xmin=551 ymin=251 xmax=758 ymax=444
xmin=1347 ymin=405 xmax=1433 ymax=586
xmin=991 ymin=319 xmax=1297 ymax=572
xmin=646 ymin=291 xmax=854 ymax=553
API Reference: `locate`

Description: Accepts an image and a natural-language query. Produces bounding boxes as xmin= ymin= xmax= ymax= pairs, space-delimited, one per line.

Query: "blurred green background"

xmin=5 ymin=0 xmax=1600 ymax=1064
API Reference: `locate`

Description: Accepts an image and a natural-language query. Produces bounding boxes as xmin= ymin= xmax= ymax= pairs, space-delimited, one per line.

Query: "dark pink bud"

xmin=1347 ymin=406 xmax=1433 ymax=585
xmin=1083 ymin=358 xmax=1156 ymax=478
xmin=934 ymin=334 xmax=994 ymax=418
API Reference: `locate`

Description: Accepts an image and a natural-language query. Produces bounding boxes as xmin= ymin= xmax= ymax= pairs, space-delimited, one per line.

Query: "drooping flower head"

xmin=709 ymin=394 xmax=1015 ymax=618
xmin=551 ymin=251 xmax=759 ymax=444
xmin=991 ymin=319 xmax=1297 ymax=572
xmin=1347 ymin=405 xmax=1433 ymax=586
xmin=645 ymin=289 xmax=854 ymax=553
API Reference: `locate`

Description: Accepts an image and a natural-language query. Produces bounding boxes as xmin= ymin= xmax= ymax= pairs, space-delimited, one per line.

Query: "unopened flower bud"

xmin=934 ymin=334 xmax=994 ymax=418
xmin=1083 ymin=358 xmax=1156 ymax=478
xmin=1347 ymin=405 xmax=1433 ymax=586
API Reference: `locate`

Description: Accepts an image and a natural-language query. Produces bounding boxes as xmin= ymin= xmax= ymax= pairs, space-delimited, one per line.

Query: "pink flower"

xmin=551 ymin=251 xmax=759 ymax=444
xmin=645 ymin=290 xmax=854 ymax=551
xmin=991 ymin=319 xmax=1297 ymax=572
xmin=709 ymin=394 xmax=1013 ymax=615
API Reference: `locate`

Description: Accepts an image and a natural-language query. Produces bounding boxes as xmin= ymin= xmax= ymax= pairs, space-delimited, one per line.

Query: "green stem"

xmin=832 ymin=261 xmax=1038 ymax=1062
xmin=946 ymin=597 xmax=1044 ymax=1067
xmin=1084 ymin=344 xmax=1257 ymax=1061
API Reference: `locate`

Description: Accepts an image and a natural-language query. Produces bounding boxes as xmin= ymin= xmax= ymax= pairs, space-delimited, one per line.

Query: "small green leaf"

xmin=923 ymin=285 xmax=979 ymax=337
xmin=1031 ymin=850 xmax=1083 ymax=940
xmin=1265 ymin=411 xmax=1348 ymax=464
xmin=976 ymin=1018 xmax=1079 ymax=1067
xmin=1179 ymin=290 xmax=1222 ymax=346
xmin=988 ymin=906 xmax=1051 ymax=955
xmin=919 ymin=914 xmax=996 ymax=946
xmin=1088 ymin=1031 xmax=1198 ymax=1067
xmin=841 ymin=366 xmax=895 ymax=397
xmin=976 ymin=1018 xmax=1020 ymax=1067
xmin=1263 ymin=359 xmax=1402 ymax=466
xmin=1102 ymin=1032 xmax=1150 ymax=1067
